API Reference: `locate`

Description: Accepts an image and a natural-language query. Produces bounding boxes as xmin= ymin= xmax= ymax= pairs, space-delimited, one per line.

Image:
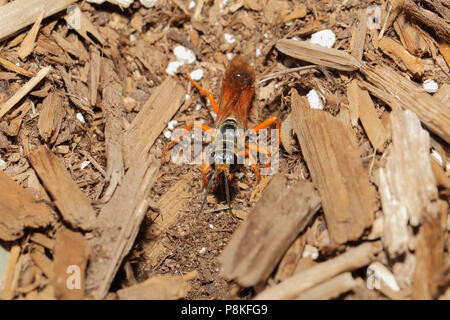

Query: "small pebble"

xmin=190 ymin=69 xmax=204 ymax=81
xmin=0 ymin=157 xmax=6 ymax=170
xmin=310 ymin=29 xmax=336 ymax=48
xmin=423 ymin=79 xmax=438 ymax=93
xmin=198 ymin=247 xmax=207 ymax=255
xmin=76 ymin=112 xmax=85 ymax=123
xmin=80 ymin=160 xmax=91 ymax=170
xmin=166 ymin=61 xmax=184 ymax=76
xmin=224 ymin=33 xmax=236 ymax=44
xmin=189 ymin=0 xmax=196 ymax=9
xmin=209 ymin=224 xmax=214 ymax=229
xmin=129 ymin=33 xmax=136 ymax=42
xmin=195 ymin=104 xmax=202 ymax=111
xmin=140 ymin=0 xmax=158 ymax=8
xmin=168 ymin=120 xmax=178 ymax=130
xmin=255 ymin=47 xmax=261 ymax=57
xmin=164 ymin=130 xmax=172 ymax=139
xmin=302 ymin=244 xmax=319 ymax=260
xmin=306 ymin=89 xmax=324 ymax=110
xmin=173 ymin=45 xmax=196 ymax=64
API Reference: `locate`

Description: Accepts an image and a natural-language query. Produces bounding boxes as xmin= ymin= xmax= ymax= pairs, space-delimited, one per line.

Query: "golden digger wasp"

xmin=164 ymin=55 xmax=280 ymax=219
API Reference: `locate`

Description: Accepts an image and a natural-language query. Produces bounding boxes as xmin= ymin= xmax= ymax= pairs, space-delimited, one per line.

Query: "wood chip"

xmin=254 ymin=242 xmax=381 ymax=299
xmin=291 ymin=89 xmax=377 ymax=245
xmin=86 ymin=155 xmax=160 ymax=299
xmin=124 ymin=77 xmax=185 ymax=168
xmin=117 ymin=271 xmax=198 ymax=300
xmin=89 ymin=46 xmax=101 ymax=106
xmin=378 ymin=110 xmax=439 ymax=258
xmin=361 ymin=64 xmax=450 ymax=144
xmin=30 ymin=250 xmax=53 ymax=280
xmin=276 ymin=39 xmax=361 ymax=71
xmin=219 ymin=174 xmax=321 ymax=287
xmin=295 ymin=272 xmax=359 ymax=300
xmin=1 ymin=245 xmax=20 ymax=300
xmin=350 ymin=9 xmax=368 ymax=61
xmin=0 ymin=66 xmax=52 ymax=119
xmin=28 ymin=145 xmax=96 ymax=231
xmin=17 ymin=8 xmax=45 ymax=60
xmin=37 ymin=92 xmax=65 ymax=144
xmin=0 ymin=57 xmax=33 ymax=77
xmin=379 ymin=36 xmax=424 ymax=77
xmin=53 ymin=226 xmax=90 ymax=299
xmin=274 ymin=233 xmax=307 ymax=282
xmin=0 ymin=170 xmax=54 ymax=241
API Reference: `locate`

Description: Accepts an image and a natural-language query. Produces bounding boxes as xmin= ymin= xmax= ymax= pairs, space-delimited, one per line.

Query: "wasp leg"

xmin=202 ymin=162 xmax=211 ymax=187
xmin=251 ymin=116 xmax=281 ymax=145
xmin=162 ymin=121 xmax=212 ymax=158
xmin=238 ymin=148 xmax=262 ymax=184
xmin=186 ymin=74 xmax=219 ymax=114
xmin=247 ymin=143 xmax=272 ymax=171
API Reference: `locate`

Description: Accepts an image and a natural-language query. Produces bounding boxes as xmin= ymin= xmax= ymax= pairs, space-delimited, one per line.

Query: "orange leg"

xmin=163 ymin=121 xmax=212 ymax=158
xmin=202 ymin=162 xmax=211 ymax=187
xmin=187 ymin=74 xmax=219 ymax=114
xmin=251 ymin=116 xmax=281 ymax=145
xmin=248 ymin=143 xmax=272 ymax=169
xmin=238 ymin=148 xmax=261 ymax=183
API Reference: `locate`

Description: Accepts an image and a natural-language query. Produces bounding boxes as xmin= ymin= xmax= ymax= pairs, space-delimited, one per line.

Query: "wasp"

xmin=164 ymin=55 xmax=280 ymax=219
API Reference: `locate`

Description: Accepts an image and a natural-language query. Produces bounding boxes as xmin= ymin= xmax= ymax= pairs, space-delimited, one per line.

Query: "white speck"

xmin=423 ymin=79 xmax=438 ymax=93
xmin=264 ymin=32 xmax=269 ymax=39
xmin=210 ymin=110 xmax=217 ymax=120
xmin=0 ymin=157 xmax=6 ymax=170
xmin=76 ymin=112 xmax=85 ymax=123
xmin=274 ymin=83 xmax=279 ymax=89
xmin=164 ymin=130 xmax=172 ymax=139
xmin=302 ymin=244 xmax=319 ymax=260
xmin=30 ymin=101 xmax=36 ymax=114
xmin=224 ymin=33 xmax=236 ymax=44
xmin=140 ymin=0 xmax=158 ymax=8
xmin=306 ymin=89 xmax=324 ymax=109
xmin=206 ymin=99 xmax=211 ymax=106
xmin=256 ymin=47 xmax=261 ymax=57
xmin=431 ymin=149 xmax=443 ymax=167
xmin=226 ymin=52 xmax=234 ymax=60
xmin=310 ymin=30 xmax=336 ymax=48
xmin=291 ymin=36 xmax=300 ymax=41
xmin=366 ymin=5 xmax=382 ymax=30
xmin=367 ymin=262 xmax=400 ymax=291
xmin=195 ymin=104 xmax=202 ymax=111
xmin=198 ymin=247 xmax=207 ymax=255
xmin=209 ymin=224 xmax=214 ymax=229
xmin=166 ymin=61 xmax=184 ymax=75
xmin=80 ymin=160 xmax=91 ymax=170
xmin=285 ymin=21 xmax=293 ymax=26
xmin=168 ymin=120 xmax=178 ymax=130
xmin=173 ymin=45 xmax=196 ymax=64
xmin=215 ymin=267 xmax=219 ymax=272
xmin=185 ymin=94 xmax=191 ymax=101
xmin=189 ymin=0 xmax=196 ymax=9
xmin=189 ymin=69 xmax=204 ymax=81
xmin=129 ymin=33 xmax=136 ymax=42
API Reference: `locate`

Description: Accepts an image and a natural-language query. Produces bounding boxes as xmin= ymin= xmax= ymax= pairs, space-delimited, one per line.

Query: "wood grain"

xmin=291 ymin=89 xmax=377 ymax=245
xmin=219 ymin=174 xmax=321 ymax=287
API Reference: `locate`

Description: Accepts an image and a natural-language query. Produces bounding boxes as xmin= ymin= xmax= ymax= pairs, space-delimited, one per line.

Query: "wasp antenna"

xmin=197 ymin=168 xmax=218 ymax=219
xmin=224 ymin=171 xmax=241 ymax=221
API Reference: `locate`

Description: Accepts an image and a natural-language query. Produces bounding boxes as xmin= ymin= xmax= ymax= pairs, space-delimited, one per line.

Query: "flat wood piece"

xmin=28 ymin=145 xmax=96 ymax=231
xmin=378 ymin=110 xmax=439 ymax=258
xmin=17 ymin=8 xmax=45 ymax=60
xmin=218 ymin=174 xmax=321 ymax=287
xmin=0 ymin=170 xmax=54 ymax=241
xmin=37 ymin=92 xmax=65 ymax=144
xmin=379 ymin=36 xmax=424 ymax=77
xmin=361 ymin=64 xmax=450 ymax=144
xmin=117 ymin=271 xmax=197 ymax=300
xmin=295 ymin=272 xmax=359 ymax=300
xmin=291 ymin=89 xmax=377 ymax=245
xmin=276 ymin=39 xmax=361 ymax=71
xmin=0 ymin=0 xmax=77 ymax=42
xmin=53 ymin=226 xmax=90 ymax=299
xmin=124 ymin=77 xmax=185 ymax=167
xmin=350 ymin=9 xmax=368 ymax=61
xmin=86 ymin=155 xmax=161 ymax=299
xmin=254 ymin=242 xmax=381 ymax=299
xmin=274 ymin=233 xmax=307 ymax=282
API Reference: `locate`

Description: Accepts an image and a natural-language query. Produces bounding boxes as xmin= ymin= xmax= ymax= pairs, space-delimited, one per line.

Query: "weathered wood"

xmin=86 ymin=155 xmax=161 ymax=299
xmin=350 ymin=9 xmax=368 ymax=61
xmin=361 ymin=64 xmax=450 ymax=144
xmin=378 ymin=110 xmax=439 ymax=258
xmin=0 ymin=170 xmax=54 ymax=241
xmin=254 ymin=242 xmax=381 ymax=299
xmin=274 ymin=233 xmax=307 ymax=282
xmin=276 ymin=39 xmax=361 ymax=71
xmin=28 ymin=145 xmax=96 ymax=231
xmin=37 ymin=92 xmax=65 ymax=144
xmin=379 ymin=36 xmax=424 ymax=77
xmin=218 ymin=174 xmax=321 ymax=287
xmin=98 ymin=58 xmax=124 ymax=203
xmin=0 ymin=0 xmax=77 ymax=41
xmin=53 ymin=227 xmax=90 ymax=299
xmin=291 ymin=89 xmax=377 ymax=244
xmin=295 ymin=272 xmax=359 ymax=300
xmin=124 ymin=77 xmax=185 ymax=168
xmin=117 ymin=271 xmax=197 ymax=300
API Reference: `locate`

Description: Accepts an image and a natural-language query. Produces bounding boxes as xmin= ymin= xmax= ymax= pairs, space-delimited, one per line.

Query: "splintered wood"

xmin=291 ymin=89 xmax=376 ymax=245
xmin=124 ymin=78 xmax=185 ymax=167
xmin=37 ymin=92 xmax=65 ymax=144
xmin=0 ymin=170 xmax=54 ymax=241
xmin=28 ymin=145 xmax=96 ymax=231
xmin=219 ymin=174 xmax=321 ymax=287
xmin=86 ymin=156 xmax=160 ymax=299
xmin=378 ymin=110 xmax=439 ymax=258
xmin=255 ymin=242 xmax=381 ymax=299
